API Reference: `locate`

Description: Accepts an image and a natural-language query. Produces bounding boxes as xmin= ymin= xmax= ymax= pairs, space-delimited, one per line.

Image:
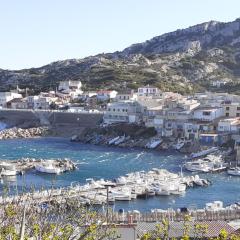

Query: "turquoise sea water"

xmin=0 ymin=137 xmax=239 ymax=212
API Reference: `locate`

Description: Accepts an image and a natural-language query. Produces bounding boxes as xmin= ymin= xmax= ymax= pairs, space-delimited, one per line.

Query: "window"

xmin=237 ymin=107 xmax=240 ymax=111
xmin=237 ymin=113 xmax=240 ymax=117
xmin=226 ymin=113 xmax=229 ymax=117
xmin=113 ymin=108 xmax=115 ymax=112
xmin=203 ymin=111 xmax=211 ymax=116
xmin=226 ymin=107 xmax=230 ymax=111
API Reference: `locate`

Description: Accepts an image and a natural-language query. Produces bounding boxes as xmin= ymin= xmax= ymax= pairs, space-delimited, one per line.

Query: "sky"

xmin=0 ymin=0 xmax=240 ymax=70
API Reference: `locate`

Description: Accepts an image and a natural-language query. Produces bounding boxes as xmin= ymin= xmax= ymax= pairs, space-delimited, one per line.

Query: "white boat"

xmin=114 ymin=135 xmax=126 ymax=145
xmin=193 ymin=175 xmax=210 ymax=186
xmin=108 ymin=136 xmax=120 ymax=145
xmin=35 ymin=161 xmax=61 ymax=174
xmin=170 ymin=184 xmax=186 ymax=195
xmin=172 ymin=139 xmax=185 ymax=150
xmin=184 ymin=159 xmax=211 ymax=172
xmin=227 ymin=167 xmax=240 ymax=176
xmin=0 ymin=162 xmax=17 ymax=176
xmin=155 ymin=188 xmax=170 ymax=196
xmin=190 ymin=147 xmax=218 ymax=158
xmin=145 ymin=139 xmax=162 ymax=149
xmin=110 ymin=190 xmax=131 ymax=201
xmin=205 ymin=201 xmax=224 ymax=211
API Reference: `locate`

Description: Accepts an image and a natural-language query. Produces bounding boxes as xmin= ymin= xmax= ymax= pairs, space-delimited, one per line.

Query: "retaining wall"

xmin=0 ymin=109 xmax=103 ymax=128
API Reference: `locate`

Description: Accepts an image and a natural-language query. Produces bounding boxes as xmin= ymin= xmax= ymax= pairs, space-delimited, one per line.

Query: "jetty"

xmin=0 ymin=158 xmax=77 ymax=176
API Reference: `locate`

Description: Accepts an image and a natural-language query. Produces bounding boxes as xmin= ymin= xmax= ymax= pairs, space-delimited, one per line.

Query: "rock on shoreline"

xmin=0 ymin=127 xmax=49 ymax=140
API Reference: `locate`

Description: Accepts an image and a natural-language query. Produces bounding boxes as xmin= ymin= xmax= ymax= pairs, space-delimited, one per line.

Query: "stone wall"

xmin=0 ymin=109 xmax=103 ymax=129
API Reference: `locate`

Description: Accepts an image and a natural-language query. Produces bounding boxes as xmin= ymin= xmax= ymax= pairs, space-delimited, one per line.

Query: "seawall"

xmin=0 ymin=109 xmax=103 ymax=137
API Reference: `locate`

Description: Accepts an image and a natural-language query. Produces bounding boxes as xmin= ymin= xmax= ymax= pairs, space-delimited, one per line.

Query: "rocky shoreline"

xmin=0 ymin=127 xmax=49 ymax=140
xmin=71 ymin=123 xmax=202 ymax=153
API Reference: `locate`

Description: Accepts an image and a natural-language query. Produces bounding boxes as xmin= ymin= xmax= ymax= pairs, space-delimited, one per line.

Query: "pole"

xmin=106 ymin=186 xmax=109 ymax=224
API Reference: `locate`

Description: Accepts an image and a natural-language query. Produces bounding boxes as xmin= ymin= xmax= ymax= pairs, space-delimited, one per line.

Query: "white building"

xmin=58 ymin=80 xmax=83 ymax=99
xmin=222 ymin=102 xmax=240 ymax=117
xmin=116 ymin=90 xmax=138 ymax=102
xmin=27 ymin=95 xmax=55 ymax=110
xmin=97 ymin=90 xmax=118 ymax=101
xmin=58 ymin=80 xmax=82 ymax=92
xmin=218 ymin=118 xmax=240 ymax=133
xmin=103 ymin=101 xmax=141 ymax=124
xmin=0 ymin=91 xmax=22 ymax=107
xmin=138 ymin=85 xmax=160 ymax=96
xmin=193 ymin=107 xmax=223 ymax=122
xmin=178 ymin=98 xmax=200 ymax=111
xmin=212 ymin=80 xmax=228 ymax=88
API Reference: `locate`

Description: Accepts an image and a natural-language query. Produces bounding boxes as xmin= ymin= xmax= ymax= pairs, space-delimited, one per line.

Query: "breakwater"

xmin=0 ymin=127 xmax=49 ymax=140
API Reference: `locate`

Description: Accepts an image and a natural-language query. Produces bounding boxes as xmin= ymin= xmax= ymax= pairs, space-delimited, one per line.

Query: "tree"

xmin=0 ymin=189 xmax=120 ymax=240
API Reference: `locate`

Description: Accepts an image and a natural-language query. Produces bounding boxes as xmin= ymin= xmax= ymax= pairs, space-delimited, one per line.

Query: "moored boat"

xmin=35 ymin=161 xmax=61 ymax=174
xmin=190 ymin=147 xmax=218 ymax=158
xmin=227 ymin=167 xmax=240 ymax=176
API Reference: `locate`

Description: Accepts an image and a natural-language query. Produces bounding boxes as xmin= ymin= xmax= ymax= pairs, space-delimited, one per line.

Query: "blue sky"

xmin=0 ymin=0 xmax=240 ymax=70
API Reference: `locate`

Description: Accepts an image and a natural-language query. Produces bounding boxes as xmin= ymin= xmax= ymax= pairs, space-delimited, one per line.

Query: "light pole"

xmin=104 ymin=183 xmax=116 ymax=224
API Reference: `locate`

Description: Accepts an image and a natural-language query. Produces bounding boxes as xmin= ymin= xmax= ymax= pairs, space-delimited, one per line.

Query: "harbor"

xmin=0 ymin=137 xmax=240 ymax=212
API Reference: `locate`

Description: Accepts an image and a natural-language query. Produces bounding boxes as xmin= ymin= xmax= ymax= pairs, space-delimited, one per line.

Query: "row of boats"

xmin=108 ymin=135 xmax=164 ymax=149
xmin=184 ymin=154 xmax=227 ymax=173
xmin=69 ymin=169 xmax=209 ymax=204
xmin=184 ymin=147 xmax=240 ymax=176
xmin=0 ymin=168 xmax=210 ymax=205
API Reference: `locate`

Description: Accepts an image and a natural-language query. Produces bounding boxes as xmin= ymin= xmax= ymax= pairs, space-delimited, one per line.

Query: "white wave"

xmin=98 ymin=159 xmax=110 ymax=163
xmin=134 ymin=152 xmax=145 ymax=160
xmin=116 ymin=155 xmax=128 ymax=160
xmin=78 ymin=161 xmax=89 ymax=165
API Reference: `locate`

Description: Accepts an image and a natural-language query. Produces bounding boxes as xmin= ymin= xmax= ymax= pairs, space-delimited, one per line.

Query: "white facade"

xmin=104 ymin=101 xmax=141 ymax=124
xmin=183 ymin=122 xmax=199 ymax=139
xmin=58 ymin=80 xmax=83 ymax=98
xmin=178 ymin=99 xmax=200 ymax=111
xmin=0 ymin=92 xmax=22 ymax=107
xmin=193 ymin=107 xmax=223 ymax=121
xmin=97 ymin=90 xmax=118 ymax=101
xmin=138 ymin=85 xmax=160 ymax=96
xmin=116 ymin=90 xmax=138 ymax=101
xmin=58 ymin=80 xmax=82 ymax=92
xmin=218 ymin=118 xmax=240 ymax=133
xmin=222 ymin=102 xmax=240 ymax=117
xmin=27 ymin=96 xmax=54 ymax=109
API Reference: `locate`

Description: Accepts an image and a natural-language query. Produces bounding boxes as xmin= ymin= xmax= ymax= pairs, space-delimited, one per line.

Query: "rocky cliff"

xmin=1 ymin=18 xmax=240 ymax=94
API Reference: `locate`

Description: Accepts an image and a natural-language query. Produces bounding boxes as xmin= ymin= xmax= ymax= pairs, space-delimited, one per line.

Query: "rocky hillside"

xmin=1 ymin=18 xmax=240 ymax=94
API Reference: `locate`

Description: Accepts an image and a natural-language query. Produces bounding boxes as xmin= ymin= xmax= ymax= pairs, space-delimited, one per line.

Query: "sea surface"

xmin=0 ymin=122 xmax=7 ymax=131
xmin=0 ymin=137 xmax=239 ymax=212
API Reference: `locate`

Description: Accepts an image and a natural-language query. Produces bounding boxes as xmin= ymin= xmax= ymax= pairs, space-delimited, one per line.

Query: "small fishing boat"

xmin=172 ymin=138 xmax=185 ymax=150
xmin=35 ymin=161 xmax=61 ymax=174
xmin=227 ymin=167 xmax=240 ymax=176
xmin=0 ymin=162 xmax=17 ymax=176
xmin=114 ymin=135 xmax=126 ymax=145
xmin=145 ymin=139 xmax=162 ymax=149
xmin=184 ymin=159 xmax=211 ymax=172
xmin=190 ymin=147 xmax=218 ymax=158
xmin=108 ymin=136 xmax=120 ymax=145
